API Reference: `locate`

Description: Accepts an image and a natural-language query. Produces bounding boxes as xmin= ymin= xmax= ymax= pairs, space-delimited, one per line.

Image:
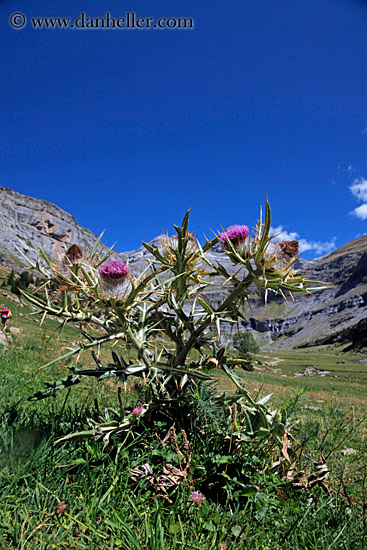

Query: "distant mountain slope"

xmin=237 ymin=236 xmax=367 ymax=349
xmin=1 ymin=186 xmax=366 ymax=349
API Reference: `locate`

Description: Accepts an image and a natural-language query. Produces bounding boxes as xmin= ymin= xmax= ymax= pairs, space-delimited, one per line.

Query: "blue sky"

xmin=1 ymin=0 xmax=366 ymax=257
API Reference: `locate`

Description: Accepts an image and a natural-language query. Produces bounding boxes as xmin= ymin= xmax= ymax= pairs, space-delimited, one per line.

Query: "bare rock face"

xmin=0 ymin=186 xmax=109 ymax=266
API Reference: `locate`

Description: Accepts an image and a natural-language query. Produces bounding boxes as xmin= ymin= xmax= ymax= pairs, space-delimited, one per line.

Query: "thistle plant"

xmin=19 ymin=200 xmax=325 ymax=442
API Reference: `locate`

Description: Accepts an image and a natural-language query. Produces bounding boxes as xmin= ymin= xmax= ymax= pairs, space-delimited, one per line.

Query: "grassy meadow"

xmin=0 ymin=275 xmax=366 ymax=549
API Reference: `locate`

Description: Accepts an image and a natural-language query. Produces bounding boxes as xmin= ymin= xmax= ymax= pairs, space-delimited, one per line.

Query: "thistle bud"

xmin=59 ymin=244 xmax=83 ymax=275
xmin=66 ymin=244 xmax=83 ymax=263
xmin=276 ymin=240 xmax=299 ymax=265
xmin=259 ymin=240 xmax=299 ymax=276
xmin=57 ymin=244 xmax=84 ymax=301
xmin=186 ymin=231 xmax=197 ymax=243
xmin=98 ymin=260 xmax=131 ymax=299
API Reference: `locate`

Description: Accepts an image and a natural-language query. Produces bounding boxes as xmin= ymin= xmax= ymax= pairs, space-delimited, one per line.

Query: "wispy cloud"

xmin=350 ymin=176 xmax=367 ymax=220
xmin=270 ymin=226 xmax=336 ymax=256
xmin=350 ymin=177 xmax=367 ymax=202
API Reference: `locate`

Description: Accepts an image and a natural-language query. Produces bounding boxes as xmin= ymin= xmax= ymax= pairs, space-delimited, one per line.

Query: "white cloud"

xmin=270 ymin=226 xmax=299 ymax=241
xmin=350 ymin=177 xmax=367 ymax=203
xmin=270 ymin=226 xmax=336 ymax=256
xmin=351 ymin=204 xmax=367 ymax=221
xmin=349 ymin=176 xmax=367 ymax=221
xmin=298 ymin=237 xmax=336 ymax=255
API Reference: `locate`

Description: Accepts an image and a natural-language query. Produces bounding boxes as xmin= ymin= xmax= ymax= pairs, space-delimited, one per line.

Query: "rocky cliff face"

xmin=235 ymin=237 xmax=367 ymax=349
xmin=1 ymin=186 xmax=366 ymax=349
xmin=0 ymin=186 xmax=114 ymax=266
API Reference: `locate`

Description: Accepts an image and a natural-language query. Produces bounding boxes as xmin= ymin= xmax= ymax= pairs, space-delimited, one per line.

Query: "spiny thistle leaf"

xmin=28 ymin=375 xmax=81 ymax=401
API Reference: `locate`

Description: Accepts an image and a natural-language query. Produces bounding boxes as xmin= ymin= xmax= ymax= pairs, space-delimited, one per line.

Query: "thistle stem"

xmin=173 ymin=276 xmax=253 ymax=367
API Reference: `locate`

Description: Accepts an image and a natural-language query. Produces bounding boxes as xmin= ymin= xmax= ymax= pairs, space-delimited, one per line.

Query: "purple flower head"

xmin=190 ymin=491 xmax=205 ymax=506
xmin=99 ymin=261 xmax=129 ymax=281
xmin=132 ymin=405 xmax=143 ymax=417
xmin=219 ymin=225 xmax=249 ymax=247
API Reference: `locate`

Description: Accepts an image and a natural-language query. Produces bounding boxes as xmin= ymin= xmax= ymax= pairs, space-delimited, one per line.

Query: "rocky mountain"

xmin=238 ymin=237 xmax=367 ymax=350
xmin=1 ymin=186 xmax=366 ymax=350
xmin=0 ymin=186 xmax=119 ymax=267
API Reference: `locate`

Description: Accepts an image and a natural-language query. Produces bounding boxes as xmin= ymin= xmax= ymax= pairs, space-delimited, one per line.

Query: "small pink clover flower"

xmin=132 ymin=405 xmax=143 ymax=417
xmin=190 ymin=491 xmax=205 ymax=506
xmin=219 ymin=225 xmax=249 ymax=246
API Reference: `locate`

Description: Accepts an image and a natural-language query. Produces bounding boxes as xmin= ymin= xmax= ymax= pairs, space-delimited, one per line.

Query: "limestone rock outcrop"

xmin=0 ymin=186 xmax=115 ymax=266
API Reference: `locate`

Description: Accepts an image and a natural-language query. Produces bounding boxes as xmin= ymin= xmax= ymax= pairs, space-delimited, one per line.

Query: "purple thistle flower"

xmin=132 ymin=405 xmax=143 ymax=417
xmin=99 ymin=261 xmax=129 ymax=280
xmin=219 ymin=225 xmax=249 ymax=246
xmin=190 ymin=491 xmax=205 ymax=506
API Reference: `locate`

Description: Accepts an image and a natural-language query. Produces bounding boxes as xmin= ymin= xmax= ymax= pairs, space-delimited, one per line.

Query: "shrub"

xmin=232 ymin=332 xmax=260 ymax=360
xmin=7 ymin=269 xmax=34 ymax=295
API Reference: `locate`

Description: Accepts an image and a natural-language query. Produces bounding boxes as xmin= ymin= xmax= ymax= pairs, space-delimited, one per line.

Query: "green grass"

xmin=248 ymin=347 xmax=367 ymax=415
xmin=0 ymin=292 xmax=79 ymax=343
xmin=1 ymin=377 xmax=366 ymax=549
xmin=0 ymin=297 xmax=367 ymax=548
